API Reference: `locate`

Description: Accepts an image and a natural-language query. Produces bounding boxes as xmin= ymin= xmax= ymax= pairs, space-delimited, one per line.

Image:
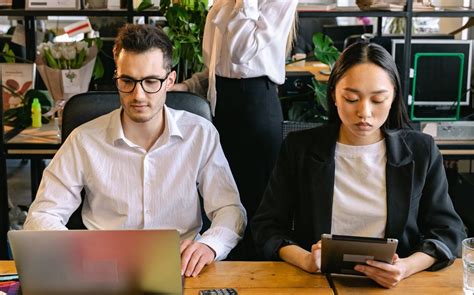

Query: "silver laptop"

xmin=8 ymin=229 xmax=182 ymax=295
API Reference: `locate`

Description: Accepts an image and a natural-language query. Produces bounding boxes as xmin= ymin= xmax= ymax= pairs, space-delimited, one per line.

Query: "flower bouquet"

xmin=36 ymin=40 xmax=98 ymax=117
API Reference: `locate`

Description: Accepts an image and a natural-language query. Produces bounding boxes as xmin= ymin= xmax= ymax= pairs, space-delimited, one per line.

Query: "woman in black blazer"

xmin=252 ymin=42 xmax=466 ymax=288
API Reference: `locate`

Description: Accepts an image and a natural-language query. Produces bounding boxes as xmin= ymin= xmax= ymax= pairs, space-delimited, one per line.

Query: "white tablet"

xmin=320 ymin=234 xmax=398 ymax=275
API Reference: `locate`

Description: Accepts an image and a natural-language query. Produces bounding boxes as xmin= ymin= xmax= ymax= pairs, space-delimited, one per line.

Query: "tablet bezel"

xmin=320 ymin=233 xmax=398 ymax=275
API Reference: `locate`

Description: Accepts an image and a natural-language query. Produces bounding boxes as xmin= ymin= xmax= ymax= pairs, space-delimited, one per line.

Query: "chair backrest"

xmin=61 ymin=91 xmax=211 ymax=142
xmin=61 ymin=91 xmax=121 ymax=142
xmin=282 ymin=121 xmax=323 ymax=139
xmin=61 ymin=90 xmax=211 ymax=229
xmin=166 ymin=91 xmax=212 ymax=122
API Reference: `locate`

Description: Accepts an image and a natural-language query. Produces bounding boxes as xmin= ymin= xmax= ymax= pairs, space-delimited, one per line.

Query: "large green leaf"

xmin=313 ymin=32 xmax=340 ymax=69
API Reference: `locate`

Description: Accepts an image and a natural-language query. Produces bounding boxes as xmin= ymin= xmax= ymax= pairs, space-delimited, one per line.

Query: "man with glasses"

xmin=24 ymin=24 xmax=246 ymax=277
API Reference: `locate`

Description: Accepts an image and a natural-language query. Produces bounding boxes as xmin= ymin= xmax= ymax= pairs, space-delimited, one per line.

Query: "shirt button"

xmin=145 ymin=209 xmax=151 ymax=214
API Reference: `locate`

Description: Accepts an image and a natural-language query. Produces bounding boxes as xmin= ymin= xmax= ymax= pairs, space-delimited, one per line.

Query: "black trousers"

xmin=214 ymin=76 xmax=283 ymax=260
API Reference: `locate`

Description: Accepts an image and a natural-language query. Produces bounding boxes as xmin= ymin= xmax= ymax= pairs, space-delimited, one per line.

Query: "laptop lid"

xmin=8 ymin=229 xmax=182 ymax=295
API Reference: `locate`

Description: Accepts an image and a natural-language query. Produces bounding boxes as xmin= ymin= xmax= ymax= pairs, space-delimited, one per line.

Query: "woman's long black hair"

xmin=327 ymin=42 xmax=411 ymax=130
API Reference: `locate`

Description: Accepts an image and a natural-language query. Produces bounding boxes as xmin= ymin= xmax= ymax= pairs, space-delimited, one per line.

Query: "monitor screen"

xmin=392 ymin=39 xmax=472 ymax=109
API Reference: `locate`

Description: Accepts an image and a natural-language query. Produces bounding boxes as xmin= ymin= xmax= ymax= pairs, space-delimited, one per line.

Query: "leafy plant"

xmin=2 ymin=87 xmax=52 ymax=128
xmin=286 ymin=33 xmax=340 ymax=123
xmin=312 ymin=32 xmax=340 ymax=71
xmin=160 ymin=0 xmax=207 ymax=82
xmin=1 ymin=43 xmax=15 ymax=63
xmin=1 ymin=47 xmax=52 ymax=128
xmin=136 ymin=0 xmax=154 ymax=12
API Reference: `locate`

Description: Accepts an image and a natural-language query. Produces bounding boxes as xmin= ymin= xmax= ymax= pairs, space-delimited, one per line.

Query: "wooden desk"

xmin=184 ymin=261 xmax=333 ymax=294
xmin=0 ymin=260 xmax=333 ymax=295
xmin=330 ymin=259 xmax=463 ymax=295
xmin=285 ymin=60 xmax=330 ymax=82
xmin=0 ymin=260 xmax=465 ymax=294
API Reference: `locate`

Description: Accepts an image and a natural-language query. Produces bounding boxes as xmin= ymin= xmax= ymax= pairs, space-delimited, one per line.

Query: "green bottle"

xmin=31 ymin=98 xmax=42 ymax=128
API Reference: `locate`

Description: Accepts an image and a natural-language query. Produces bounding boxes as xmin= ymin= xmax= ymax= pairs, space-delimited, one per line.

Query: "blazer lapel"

xmin=384 ymin=130 xmax=414 ymax=238
xmin=306 ymin=125 xmax=338 ymax=240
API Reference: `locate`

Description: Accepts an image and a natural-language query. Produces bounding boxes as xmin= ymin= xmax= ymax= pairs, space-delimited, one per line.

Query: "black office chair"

xmin=62 ymin=90 xmax=211 ymax=229
xmin=62 ymin=91 xmax=211 ymax=141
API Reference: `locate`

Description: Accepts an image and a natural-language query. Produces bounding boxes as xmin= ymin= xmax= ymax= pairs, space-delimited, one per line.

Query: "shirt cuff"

xmin=197 ymin=226 xmax=242 ymax=261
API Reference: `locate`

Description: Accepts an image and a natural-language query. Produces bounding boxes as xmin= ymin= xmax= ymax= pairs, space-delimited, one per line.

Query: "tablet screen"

xmin=320 ymin=234 xmax=398 ymax=275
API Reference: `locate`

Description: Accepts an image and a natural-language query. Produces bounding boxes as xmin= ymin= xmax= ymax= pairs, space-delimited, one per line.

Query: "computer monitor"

xmin=392 ymin=39 xmax=473 ymax=121
xmin=322 ymin=24 xmax=373 ymax=51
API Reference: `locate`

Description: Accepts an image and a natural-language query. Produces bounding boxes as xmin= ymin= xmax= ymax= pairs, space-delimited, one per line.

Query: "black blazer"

xmin=252 ymin=124 xmax=466 ymax=270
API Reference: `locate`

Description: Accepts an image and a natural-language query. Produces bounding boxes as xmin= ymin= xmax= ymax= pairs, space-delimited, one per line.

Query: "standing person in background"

xmin=173 ymin=0 xmax=298 ymax=260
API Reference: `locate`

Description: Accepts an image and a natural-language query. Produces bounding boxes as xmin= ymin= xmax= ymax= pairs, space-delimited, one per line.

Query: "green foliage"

xmin=286 ymin=33 xmax=339 ymax=122
xmin=160 ymin=0 xmax=207 ymax=82
xmin=136 ymin=0 xmax=154 ymax=12
xmin=3 ymin=89 xmax=52 ymax=128
xmin=85 ymin=37 xmax=105 ymax=80
xmin=312 ymin=32 xmax=340 ymax=70
xmin=1 ymin=43 xmax=16 ymax=63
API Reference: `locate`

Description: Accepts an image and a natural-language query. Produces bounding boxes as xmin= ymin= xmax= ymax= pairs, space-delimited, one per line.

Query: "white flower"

xmin=49 ymin=46 xmax=62 ymax=59
xmin=62 ymin=46 xmax=77 ymax=60
xmin=75 ymin=41 xmax=88 ymax=52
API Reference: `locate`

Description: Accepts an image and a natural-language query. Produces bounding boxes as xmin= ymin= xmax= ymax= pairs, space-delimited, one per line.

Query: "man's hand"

xmin=180 ymin=240 xmax=216 ymax=277
xmin=354 ymin=254 xmax=408 ymax=288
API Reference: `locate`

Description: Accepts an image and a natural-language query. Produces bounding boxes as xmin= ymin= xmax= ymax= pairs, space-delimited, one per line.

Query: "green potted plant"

xmin=284 ymin=32 xmax=340 ymax=125
xmin=159 ymin=0 xmax=207 ymax=82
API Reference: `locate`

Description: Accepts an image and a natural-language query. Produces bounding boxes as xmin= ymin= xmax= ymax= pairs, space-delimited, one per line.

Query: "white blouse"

xmin=201 ymin=0 xmax=298 ymax=114
xmin=331 ymin=140 xmax=388 ymax=238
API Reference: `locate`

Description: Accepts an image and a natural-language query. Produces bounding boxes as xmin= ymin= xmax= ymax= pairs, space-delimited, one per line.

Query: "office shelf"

xmin=298 ymin=10 xmax=408 ymax=18
xmin=0 ymin=8 xmax=162 ymax=17
xmin=413 ymin=10 xmax=474 ymax=17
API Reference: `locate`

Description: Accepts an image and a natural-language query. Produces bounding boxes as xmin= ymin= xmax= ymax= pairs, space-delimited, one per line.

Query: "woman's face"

xmin=334 ymin=62 xmax=394 ymax=146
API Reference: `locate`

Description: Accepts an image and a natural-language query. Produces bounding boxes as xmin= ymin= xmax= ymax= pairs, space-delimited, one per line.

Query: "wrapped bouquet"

xmin=36 ymin=40 xmax=98 ymax=116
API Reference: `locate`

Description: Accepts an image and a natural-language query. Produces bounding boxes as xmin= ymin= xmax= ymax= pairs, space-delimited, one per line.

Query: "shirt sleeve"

xmin=194 ymin=125 xmax=247 ymax=261
xmin=220 ymin=0 xmax=298 ymax=65
xmin=23 ymin=131 xmax=85 ymax=230
xmin=182 ymin=68 xmax=209 ymax=98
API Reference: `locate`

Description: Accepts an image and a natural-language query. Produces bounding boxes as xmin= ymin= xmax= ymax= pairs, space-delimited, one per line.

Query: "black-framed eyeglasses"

xmin=113 ymin=74 xmax=169 ymax=94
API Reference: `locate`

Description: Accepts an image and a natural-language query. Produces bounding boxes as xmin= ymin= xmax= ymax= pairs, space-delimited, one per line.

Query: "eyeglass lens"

xmin=115 ymin=77 xmax=164 ymax=93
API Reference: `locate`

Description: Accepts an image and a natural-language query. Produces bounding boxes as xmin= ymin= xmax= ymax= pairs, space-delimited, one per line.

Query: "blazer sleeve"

xmin=251 ymin=134 xmax=299 ymax=260
xmin=415 ymin=136 xmax=466 ymax=270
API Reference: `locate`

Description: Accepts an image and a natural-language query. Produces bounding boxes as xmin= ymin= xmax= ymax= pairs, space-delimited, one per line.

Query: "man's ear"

xmin=165 ymin=71 xmax=177 ymax=91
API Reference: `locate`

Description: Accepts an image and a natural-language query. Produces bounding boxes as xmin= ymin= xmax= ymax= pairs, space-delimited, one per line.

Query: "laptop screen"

xmin=8 ymin=229 xmax=182 ymax=295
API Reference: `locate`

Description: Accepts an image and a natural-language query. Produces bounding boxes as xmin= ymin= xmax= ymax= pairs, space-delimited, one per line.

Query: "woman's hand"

xmin=304 ymin=241 xmax=322 ymax=273
xmin=354 ymin=251 xmax=436 ymax=288
xmin=279 ymin=241 xmax=322 ymax=273
xmin=354 ymin=254 xmax=407 ymax=288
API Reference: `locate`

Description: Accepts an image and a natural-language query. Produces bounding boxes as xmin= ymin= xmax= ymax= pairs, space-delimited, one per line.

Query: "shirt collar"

xmin=107 ymin=105 xmax=184 ymax=147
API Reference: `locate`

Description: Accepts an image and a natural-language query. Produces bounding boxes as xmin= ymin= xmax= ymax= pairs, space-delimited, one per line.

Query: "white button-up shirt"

xmin=184 ymin=0 xmax=298 ymax=114
xmin=24 ymin=106 xmax=247 ymax=260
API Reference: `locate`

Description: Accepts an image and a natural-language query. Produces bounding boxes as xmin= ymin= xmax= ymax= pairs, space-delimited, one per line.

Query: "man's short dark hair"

xmin=113 ymin=24 xmax=173 ymax=72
